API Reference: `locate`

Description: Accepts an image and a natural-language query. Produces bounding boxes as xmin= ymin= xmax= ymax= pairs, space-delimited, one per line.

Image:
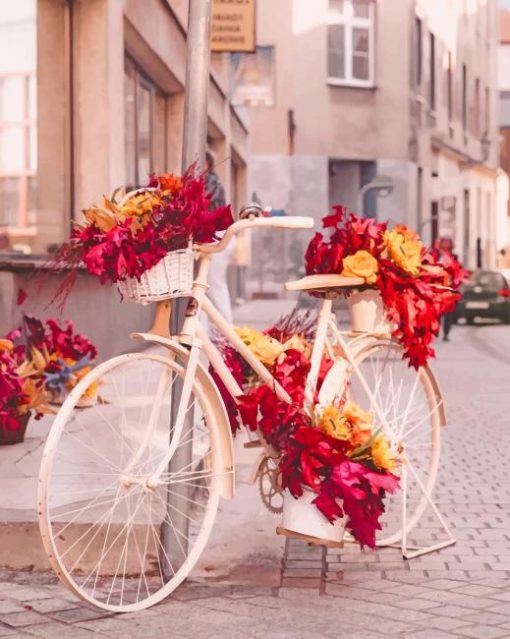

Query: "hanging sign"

xmin=211 ymin=0 xmax=256 ymax=53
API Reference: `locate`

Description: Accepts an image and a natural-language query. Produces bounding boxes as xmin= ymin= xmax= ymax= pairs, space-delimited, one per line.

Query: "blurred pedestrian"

xmin=434 ymin=237 xmax=458 ymax=342
xmin=205 ymin=150 xmax=233 ymax=325
xmin=0 ymin=228 xmax=11 ymax=252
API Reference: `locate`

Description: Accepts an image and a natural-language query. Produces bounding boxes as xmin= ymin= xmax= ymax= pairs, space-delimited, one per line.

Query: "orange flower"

xmin=371 ymin=435 xmax=397 ymax=471
xmin=159 ymin=174 xmax=183 ymax=194
xmin=0 ymin=339 xmax=14 ymax=353
xmin=384 ymin=225 xmax=423 ymax=276
xmin=83 ymin=208 xmax=117 ymax=233
xmin=343 ymin=400 xmax=373 ymax=447
xmin=341 ymin=250 xmax=378 ymax=284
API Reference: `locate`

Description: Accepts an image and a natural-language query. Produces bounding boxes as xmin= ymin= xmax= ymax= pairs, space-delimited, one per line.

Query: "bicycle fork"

xmin=145 ymin=343 xmax=201 ymax=489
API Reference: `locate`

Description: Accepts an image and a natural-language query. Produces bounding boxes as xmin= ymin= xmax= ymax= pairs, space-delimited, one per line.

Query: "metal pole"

xmin=163 ymin=0 xmax=212 ymax=576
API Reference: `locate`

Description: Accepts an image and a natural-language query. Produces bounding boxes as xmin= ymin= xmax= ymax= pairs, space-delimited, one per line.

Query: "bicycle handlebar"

xmin=197 ymin=216 xmax=315 ymax=254
xmin=117 ymin=188 xmax=314 ymax=254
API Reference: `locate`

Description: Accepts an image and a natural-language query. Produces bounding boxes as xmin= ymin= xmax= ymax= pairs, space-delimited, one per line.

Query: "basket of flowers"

xmin=233 ymin=328 xmax=400 ymax=548
xmin=213 ymin=310 xmax=399 ymax=546
xmin=53 ymin=168 xmax=234 ymax=305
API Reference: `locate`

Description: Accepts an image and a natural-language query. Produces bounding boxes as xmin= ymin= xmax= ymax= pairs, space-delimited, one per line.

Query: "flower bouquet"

xmin=305 ymin=206 xmax=467 ymax=368
xmin=8 ymin=315 xmax=98 ymax=408
xmin=53 ymin=167 xmax=234 ymax=304
xmin=238 ymin=344 xmax=400 ymax=548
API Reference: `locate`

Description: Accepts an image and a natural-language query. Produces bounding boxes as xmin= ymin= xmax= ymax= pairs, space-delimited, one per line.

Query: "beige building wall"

xmin=1 ymin=0 xmax=249 ymax=357
xmin=248 ymin=0 xmax=500 ymax=270
xmin=32 ymin=0 xmax=249 ymax=251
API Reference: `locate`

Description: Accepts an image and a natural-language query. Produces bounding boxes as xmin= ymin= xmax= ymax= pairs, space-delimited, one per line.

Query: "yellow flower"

xmin=371 ymin=435 xmax=396 ymax=471
xmin=119 ymin=191 xmax=161 ymax=217
xmin=282 ymin=335 xmax=311 ymax=358
xmin=318 ymin=404 xmax=351 ymax=440
xmin=67 ymin=366 xmax=100 ymax=400
xmin=343 ymin=399 xmax=373 ymax=447
xmin=343 ymin=400 xmax=372 ymax=428
xmin=235 ymin=327 xmax=284 ymax=367
xmin=341 ymin=250 xmax=379 ymax=284
xmin=384 ymin=225 xmax=423 ymax=276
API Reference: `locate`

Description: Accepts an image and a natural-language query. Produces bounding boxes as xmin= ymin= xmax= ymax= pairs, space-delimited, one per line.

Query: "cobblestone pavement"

xmin=1 ymin=320 xmax=510 ymax=638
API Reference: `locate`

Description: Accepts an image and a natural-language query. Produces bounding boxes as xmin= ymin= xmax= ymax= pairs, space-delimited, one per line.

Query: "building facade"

xmin=0 ymin=0 xmax=249 ymax=356
xmin=247 ymin=0 xmax=500 ymax=270
xmin=498 ymin=6 xmax=510 ymax=265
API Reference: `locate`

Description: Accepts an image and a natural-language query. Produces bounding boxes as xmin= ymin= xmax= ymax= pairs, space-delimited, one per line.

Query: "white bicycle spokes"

xmin=39 ymin=353 xmax=223 ymax=611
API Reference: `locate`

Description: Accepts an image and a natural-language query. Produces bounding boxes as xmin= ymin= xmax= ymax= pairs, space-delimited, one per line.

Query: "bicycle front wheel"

xmin=38 ymin=352 xmax=222 ymax=612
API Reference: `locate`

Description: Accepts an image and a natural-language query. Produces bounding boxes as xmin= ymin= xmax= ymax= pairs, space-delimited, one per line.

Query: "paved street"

xmin=0 ymin=302 xmax=510 ymax=638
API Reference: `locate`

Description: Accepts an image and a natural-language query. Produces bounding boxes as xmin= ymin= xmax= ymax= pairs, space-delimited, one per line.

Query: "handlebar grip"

xmin=266 ymin=216 xmax=314 ymax=229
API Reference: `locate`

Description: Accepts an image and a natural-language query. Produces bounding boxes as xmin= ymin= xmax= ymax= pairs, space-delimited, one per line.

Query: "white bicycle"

xmin=38 ymin=212 xmax=452 ymax=612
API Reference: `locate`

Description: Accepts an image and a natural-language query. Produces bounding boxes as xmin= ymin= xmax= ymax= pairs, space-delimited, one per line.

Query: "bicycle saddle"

xmin=285 ymin=274 xmax=365 ymax=295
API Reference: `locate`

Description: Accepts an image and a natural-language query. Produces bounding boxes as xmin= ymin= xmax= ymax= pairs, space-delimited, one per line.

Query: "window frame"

xmin=462 ymin=63 xmax=467 ymax=133
xmin=447 ymin=51 xmax=453 ymax=122
xmin=429 ymin=32 xmax=436 ymax=110
xmin=415 ymin=16 xmax=423 ymax=88
xmin=327 ymin=0 xmax=375 ymax=89
xmin=124 ymin=55 xmax=168 ymax=190
xmin=0 ymin=69 xmax=37 ymax=230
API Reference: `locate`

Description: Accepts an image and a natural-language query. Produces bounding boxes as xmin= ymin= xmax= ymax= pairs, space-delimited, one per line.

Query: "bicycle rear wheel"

xmin=38 ymin=352 xmax=223 ymax=612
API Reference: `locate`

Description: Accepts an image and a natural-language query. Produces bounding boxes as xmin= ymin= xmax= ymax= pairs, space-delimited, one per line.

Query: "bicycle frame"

xmin=146 ymin=251 xmax=396 ymax=485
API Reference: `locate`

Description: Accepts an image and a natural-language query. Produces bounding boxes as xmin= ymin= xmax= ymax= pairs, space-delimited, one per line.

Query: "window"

xmin=429 ymin=32 xmax=435 ymax=109
xmin=462 ymin=64 xmax=467 ymax=132
xmin=0 ymin=1 xmax=37 ymax=231
xmin=447 ymin=51 xmax=453 ymax=122
xmin=124 ymin=58 xmax=167 ymax=189
xmin=415 ymin=17 xmax=422 ymax=87
xmin=327 ymin=0 xmax=375 ymax=87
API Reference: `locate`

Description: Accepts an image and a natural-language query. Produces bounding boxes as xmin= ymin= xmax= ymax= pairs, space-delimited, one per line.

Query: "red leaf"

xmin=16 ymin=288 xmax=27 ymax=306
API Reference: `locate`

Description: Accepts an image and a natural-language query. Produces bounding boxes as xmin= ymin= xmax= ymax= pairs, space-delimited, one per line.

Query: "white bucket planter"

xmin=280 ymin=489 xmax=345 ymax=546
xmin=347 ymin=288 xmax=390 ymax=333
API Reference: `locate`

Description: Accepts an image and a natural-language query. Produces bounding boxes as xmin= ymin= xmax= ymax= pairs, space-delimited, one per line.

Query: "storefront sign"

xmin=211 ymin=0 xmax=256 ymax=53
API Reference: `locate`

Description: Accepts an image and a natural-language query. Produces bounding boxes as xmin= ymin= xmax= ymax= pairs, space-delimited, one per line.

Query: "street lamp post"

xmin=357 ymin=174 xmax=395 ymax=217
xmin=163 ymin=0 xmax=212 ymax=575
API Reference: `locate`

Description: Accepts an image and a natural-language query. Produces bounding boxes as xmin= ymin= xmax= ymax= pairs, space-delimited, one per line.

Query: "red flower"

xmin=0 ymin=347 xmax=28 ymax=433
xmin=305 ymin=207 xmax=466 ymax=368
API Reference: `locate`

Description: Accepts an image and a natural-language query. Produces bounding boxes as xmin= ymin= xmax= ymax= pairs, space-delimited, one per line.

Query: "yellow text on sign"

xmin=211 ymin=0 xmax=256 ymax=53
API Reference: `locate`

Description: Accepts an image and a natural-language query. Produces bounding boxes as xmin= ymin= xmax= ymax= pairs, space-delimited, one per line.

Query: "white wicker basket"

xmin=117 ymin=248 xmax=194 ymax=304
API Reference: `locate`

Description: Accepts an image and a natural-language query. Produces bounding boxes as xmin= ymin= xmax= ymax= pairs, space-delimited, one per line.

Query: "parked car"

xmin=457 ymin=269 xmax=510 ymax=324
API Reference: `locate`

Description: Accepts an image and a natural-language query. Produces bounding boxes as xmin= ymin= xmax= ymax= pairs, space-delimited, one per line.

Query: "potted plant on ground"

xmin=0 ymin=338 xmax=46 ymax=445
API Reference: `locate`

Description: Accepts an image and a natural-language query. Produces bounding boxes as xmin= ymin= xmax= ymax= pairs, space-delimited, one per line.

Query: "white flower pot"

xmin=281 ymin=489 xmax=345 ymax=545
xmin=347 ymin=289 xmax=390 ymax=333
